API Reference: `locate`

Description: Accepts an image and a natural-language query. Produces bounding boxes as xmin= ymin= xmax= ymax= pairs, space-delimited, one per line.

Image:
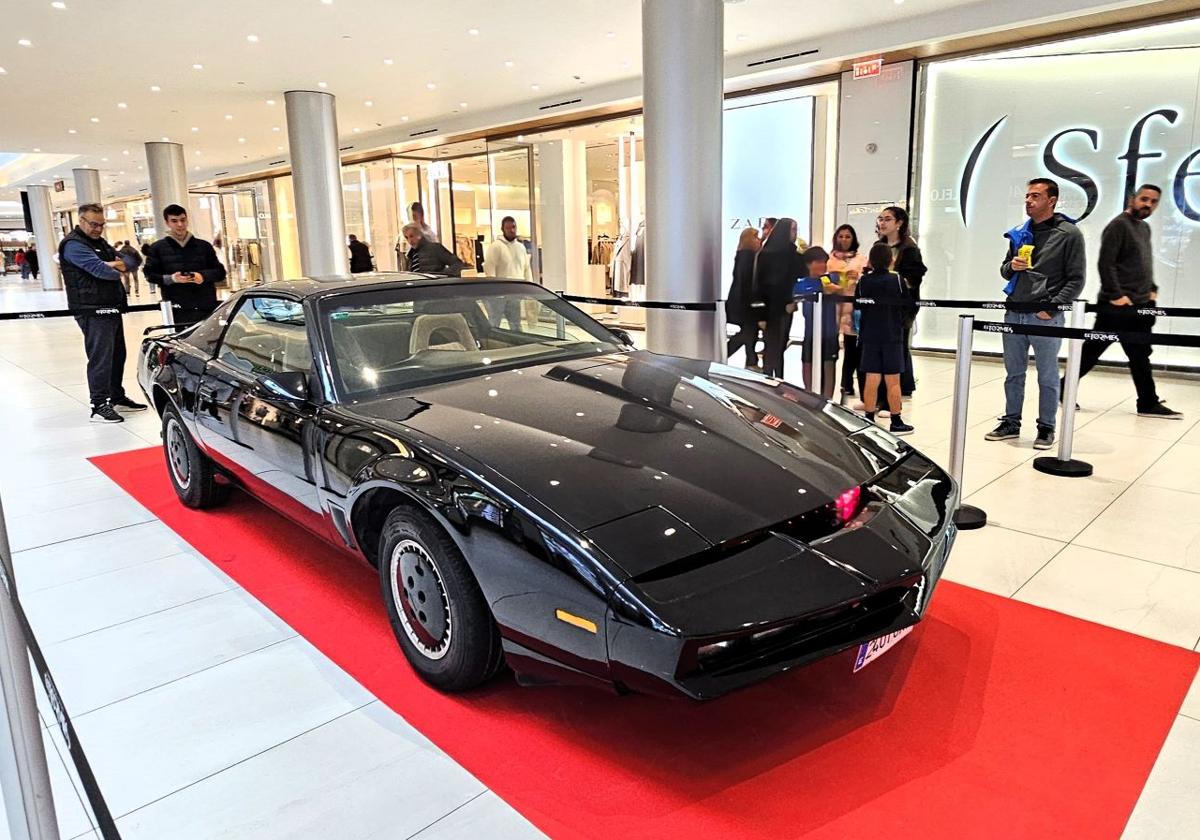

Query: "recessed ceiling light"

xmin=194 ymin=165 xmax=200 ymax=171
xmin=89 ymin=116 xmax=99 ymax=122
xmin=18 ymin=39 xmax=32 ymax=47
xmin=161 ymin=136 xmax=169 ymax=141
xmin=894 ymin=0 xmax=904 ymax=3
xmin=383 ymin=58 xmax=394 ymax=65
xmin=51 ymin=1 xmax=67 ymax=8
xmin=122 ymin=149 xmax=129 ymax=155
xmin=67 ymin=129 xmax=77 ymax=134
xmin=192 ymin=63 xmax=203 ymax=70
xmin=352 ymin=127 xmax=360 ymax=133
xmin=195 ymin=150 xmax=201 ymax=155
xmin=426 ymin=82 xmax=436 ymax=90
xmin=33 ymin=147 xmax=40 ymax=152
xmin=150 ymin=84 xmax=161 ymax=92
xmin=459 ymin=101 xmax=468 ymax=108
xmin=118 ymin=170 xmax=124 ymax=175
xmin=468 ymin=28 xmax=480 ymax=36
xmin=266 ymin=99 xmax=276 ymax=105
xmin=0 ymin=67 xmax=6 ymax=74
xmin=190 ymin=126 xmax=199 ymax=132
xmin=224 ymin=114 xmax=233 ymax=120
xmin=401 ymin=115 xmax=409 ymax=121
xmin=321 ymin=0 xmax=332 ymax=4
xmin=100 ymin=157 xmax=108 ymax=162
xmin=531 ymin=84 xmax=540 ymax=91
xmin=137 ymin=165 xmax=143 ymax=170
xmin=277 ymin=145 xmax=284 ymax=151
xmin=238 ymin=137 xmax=246 ymax=143
xmin=364 ymin=100 xmax=373 ymax=107
xmin=504 ymin=60 xmax=514 ymax=68
xmin=246 ymin=34 xmax=259 ymax=43
xmin=272 ymin=126 xmax=280 ymax=131
xmin=318 ymin=81 xmax=328 ymax=88
xmin=116 ymin=101 xmax=127 ymax=109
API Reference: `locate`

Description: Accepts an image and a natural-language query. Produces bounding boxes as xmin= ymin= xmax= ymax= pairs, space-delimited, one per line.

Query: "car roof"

xmin=243 ymin=273 xmax=538 ymax=301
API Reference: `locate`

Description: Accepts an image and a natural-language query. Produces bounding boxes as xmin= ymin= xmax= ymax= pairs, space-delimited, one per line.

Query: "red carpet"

xmin=93 ymin=447 xmax=1199 ymax=839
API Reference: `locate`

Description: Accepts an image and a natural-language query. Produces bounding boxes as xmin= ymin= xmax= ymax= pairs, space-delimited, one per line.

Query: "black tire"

xmin=161 ymin=403 xmax=228 ymax=509
xmin=378 ymin=507 xmax=503 ymax=691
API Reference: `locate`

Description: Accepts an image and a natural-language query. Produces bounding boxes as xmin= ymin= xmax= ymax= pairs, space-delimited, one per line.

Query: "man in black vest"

xmin=60 ymin=203 xmax=147 ymax=423
xmin=144 ymin=203 xmax=226 ymax=327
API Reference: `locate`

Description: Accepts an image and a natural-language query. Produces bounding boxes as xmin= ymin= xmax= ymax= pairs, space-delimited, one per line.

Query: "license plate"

xmin=853 ymin=626 xmax=914 ymax=673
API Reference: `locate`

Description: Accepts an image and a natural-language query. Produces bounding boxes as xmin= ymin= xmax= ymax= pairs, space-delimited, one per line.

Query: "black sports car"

xmin=138 ymin=275 xmax=958 ymax=700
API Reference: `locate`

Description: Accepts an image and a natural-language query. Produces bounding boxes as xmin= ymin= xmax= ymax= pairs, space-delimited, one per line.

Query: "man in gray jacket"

xmin=986 ymin=177 xmax=1085 ymax=450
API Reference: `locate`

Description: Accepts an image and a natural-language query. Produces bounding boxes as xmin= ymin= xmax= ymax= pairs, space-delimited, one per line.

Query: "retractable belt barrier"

xmin=553 ymin=292 xmax=718 ymax=311
xmin=0 ymin=302 xmax=163 ymax=322
xmin=973 ymin=320 xmax=1200 ymax=347
xmin=0 ymin=529 xmax=122 ymax=839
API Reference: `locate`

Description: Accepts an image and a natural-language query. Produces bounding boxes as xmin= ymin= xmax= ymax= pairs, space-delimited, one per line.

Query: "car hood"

xmin=345 ymin=351 xmax=886 ymax=551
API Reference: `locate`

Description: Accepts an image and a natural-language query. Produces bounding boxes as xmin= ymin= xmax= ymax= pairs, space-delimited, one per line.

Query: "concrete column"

xmin=72 ymin=168 xmax=102 ymax=206
xmin=641 ymin=0 xmax=724 ymax=359
xmin=26 ymin=186 xmax=62 ymax=291
xmin=144 ymin=142 xmax=188 ymax=236
xmin=284 ymin=90 xmax=348 ymax=277
xmin=534 ymin=138 xmax=587 ymax=295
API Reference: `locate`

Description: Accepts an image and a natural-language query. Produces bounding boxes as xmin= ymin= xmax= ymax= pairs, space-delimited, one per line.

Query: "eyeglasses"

xmin=877 ymin=216 xmax=895 ymax=223
xmin=80 ymin=218 xmax=106 ymax=229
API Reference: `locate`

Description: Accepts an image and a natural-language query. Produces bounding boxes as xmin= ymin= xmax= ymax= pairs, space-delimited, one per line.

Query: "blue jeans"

xmin=1002 ymin=310 xmax=1063 ymax=430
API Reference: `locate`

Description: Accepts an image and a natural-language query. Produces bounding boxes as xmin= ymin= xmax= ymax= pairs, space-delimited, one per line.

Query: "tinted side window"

xmin=217 ymin=297 xmax=311 ymax=376
xmin=179 ymin=298 xmax=236 ymax=356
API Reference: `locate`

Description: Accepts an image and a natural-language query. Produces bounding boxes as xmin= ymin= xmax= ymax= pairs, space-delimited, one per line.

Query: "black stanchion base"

xmin=954 ymin=504 xmax=988 ymax=530
xmin=1032 ymin=457 xmax=1094 ymax=478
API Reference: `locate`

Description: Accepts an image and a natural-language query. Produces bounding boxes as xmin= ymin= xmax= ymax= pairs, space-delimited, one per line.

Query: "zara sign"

xmin=959 ymin=109 xmax=1200 ymax=224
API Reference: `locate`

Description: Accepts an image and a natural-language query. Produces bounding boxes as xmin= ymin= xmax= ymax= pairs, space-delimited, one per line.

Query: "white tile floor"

xmin=0 ymin=280 xmax=1196 ymax=839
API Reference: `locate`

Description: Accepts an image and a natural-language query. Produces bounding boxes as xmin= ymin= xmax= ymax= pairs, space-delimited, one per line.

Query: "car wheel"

xmin=162 ymin=404 xmax=227 ymax=509
xmin=378 ymin=507 xmax=503 ymax=691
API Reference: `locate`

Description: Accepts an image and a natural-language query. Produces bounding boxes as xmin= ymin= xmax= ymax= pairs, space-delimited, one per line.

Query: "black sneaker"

xmin=1034 ymin=427 xmax=1056 ymax=450
xmin=985 ymin=420 xmax=1020 ymax=441
xmin=112 ymin=395 xmax=148 ymax=412
xmin=1138 ymin=402 xmax=1184 ymax=420
xmin=89 ymin=402 xmax=124 ymax=424
xmin=889 ymin=419 xmax=914 ymax=436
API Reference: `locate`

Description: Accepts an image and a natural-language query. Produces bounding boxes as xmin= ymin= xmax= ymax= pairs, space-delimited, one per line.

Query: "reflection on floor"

xmin=0 ymin=296 xmax=1196 ymax=838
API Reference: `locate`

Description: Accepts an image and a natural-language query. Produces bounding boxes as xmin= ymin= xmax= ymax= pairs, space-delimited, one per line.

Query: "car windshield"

xmin=320 ymin=282 xmax=624 ymax=398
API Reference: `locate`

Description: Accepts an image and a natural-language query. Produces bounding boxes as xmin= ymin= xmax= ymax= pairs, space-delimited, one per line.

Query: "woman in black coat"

xmin=753 ymin=217 xmax=806 ymax=380
xmin=725 ymin=226 xmax=762 ymax=369
xmin=875 ymin=206 xmax=927 ymax=396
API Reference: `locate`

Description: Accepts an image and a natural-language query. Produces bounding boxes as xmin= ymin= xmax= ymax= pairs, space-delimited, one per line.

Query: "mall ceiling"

xmin=0 ymin=0 xmax=1156 ymax=208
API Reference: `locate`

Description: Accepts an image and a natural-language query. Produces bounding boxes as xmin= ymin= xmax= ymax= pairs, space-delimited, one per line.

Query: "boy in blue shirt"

xmin=856 ymin=242 xmax=913 ymax=435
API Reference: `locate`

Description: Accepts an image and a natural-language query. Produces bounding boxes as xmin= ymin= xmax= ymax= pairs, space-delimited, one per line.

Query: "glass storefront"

xmin=915 ymin=18 xmax=1200 ymax=366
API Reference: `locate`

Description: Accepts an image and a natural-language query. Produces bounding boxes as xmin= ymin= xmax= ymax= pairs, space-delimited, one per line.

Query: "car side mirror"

xmin=256 ymin=370 xmax=309 ymax=403
xmin=610 ymin=328 xmax=635 ymax=347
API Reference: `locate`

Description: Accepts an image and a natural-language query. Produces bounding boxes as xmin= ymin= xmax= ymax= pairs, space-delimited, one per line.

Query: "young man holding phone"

xmin=145 ymin=203 xmax=226 ymax=327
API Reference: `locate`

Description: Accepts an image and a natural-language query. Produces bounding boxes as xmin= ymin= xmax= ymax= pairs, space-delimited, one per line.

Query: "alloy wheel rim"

xmin=390 ymin=538 xmax=452 ymax=660
xmin=165 ymin=417 xmax=192 ymax=490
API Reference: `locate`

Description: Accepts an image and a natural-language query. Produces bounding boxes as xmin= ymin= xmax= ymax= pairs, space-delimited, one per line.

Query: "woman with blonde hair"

xmin=725 ymin=226 xmax=763 ymax=369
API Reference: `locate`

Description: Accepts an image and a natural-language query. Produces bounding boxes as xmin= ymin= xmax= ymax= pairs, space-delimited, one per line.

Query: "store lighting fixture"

xmin=246 ymin=34 xmax=259 ymax=43
xmin=89 ymin=116 xmax=99 ymax=123
xmin=224 ymin=114 xmax=233 ymax=120
xmin=468 ymin=28 xmax=479 ymax=36
xmin=122 ymin=149 xmax=129 ymax=155
xmin=161 ymin=136 xmax=169 ymax=141
xmin=192 ymin=63 xmax=203 ymax=70
xmin=18 ymin=39 xmax=32 ymax=47
xmin=67 ymin=129 xmax=77 ymax=134
xmin=894 ymin=0 xmax=904 ymax=3
xmin=33 ymin=148 xmax=40 ymax=152
xmin=426 ymin=82 xmax=436 ymax=90
xmin=364 ymin=100 xmax=373 ymax=107
xmin=51 ymin=2 xmax=67 ymax=8
xmin=531 ymin=84 xmax=540 ymax=91
xmin=318 ymin=81 xmax=328 ymax=88
xmin=321 ymin=0 xmax=333 ymax=4
xmin=137 ymin=165 xmax=143 ymax=170
xmin=190 ymin=126 xmax=199 ymax=132
xmin=383 ymin=58 xmax=394 ymax=65
xmin=266 ymin=99 xmax=276 ymax=106
xmin=100 ymin=157 xmax=107 ymax=162
xmin=276 ymin=145 xmax=284 ymax=151
xmin=150 ymin=85 xmax=161 ymax=92
xmin=238 ymin=137 xmax=246 ymax=143
xmin=352 ymin=127 xmax=360 ymax=133
xmin=116 ymin=102 xmax=127 ymax=109
xmin=401 ymin=115 xmax=409 ymax=121
xmin=504 ymin=60 xmax=514 ymax=68
xmin=272 ymin=126 xmax=280 ymax=132
xmin=0 ymin=67 xmax=6 ymax=74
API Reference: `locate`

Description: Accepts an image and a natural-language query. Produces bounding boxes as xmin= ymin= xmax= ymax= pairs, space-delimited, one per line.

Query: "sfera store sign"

xmin=958 ymin=108 xmax=1200 ymax=225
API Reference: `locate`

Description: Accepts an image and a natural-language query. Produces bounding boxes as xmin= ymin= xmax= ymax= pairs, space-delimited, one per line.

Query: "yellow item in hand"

xmin=1017 ymin=244 xmax=1034 ymax=267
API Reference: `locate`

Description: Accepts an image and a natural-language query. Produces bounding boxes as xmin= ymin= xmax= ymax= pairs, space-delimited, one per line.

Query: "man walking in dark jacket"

xmin=144 ymin=204 xmax=226 ymax=327
xmin=348 ymin=234 xmax=374 ymax=273
xmin=61 ymin=204 xmax=147 ymax=423
xmin=1069 ymin=185 xmax=1182 ymax=419
xmin=403 ymin=223 xmax=466 ymax=276
xmin=986 ymin=178 xmax=1086 ymax=450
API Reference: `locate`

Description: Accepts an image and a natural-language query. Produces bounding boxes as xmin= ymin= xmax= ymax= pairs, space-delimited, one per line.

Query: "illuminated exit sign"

xmin=853 ymin=59 xmax=884 ymax=79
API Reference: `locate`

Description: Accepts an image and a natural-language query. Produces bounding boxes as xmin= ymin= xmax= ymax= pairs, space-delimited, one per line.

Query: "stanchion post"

xmin=159 ymin=301 xmax=175 ymax=327
xmin=0 ymin=493 xmax=61 ymax=840
xmin=949 ymin=315 xmax=987 ymax=530
xmin=811 ymin=293 xmax=824 ymax=397
xmin=1034 ymin=299 xmax=1093 ymax=477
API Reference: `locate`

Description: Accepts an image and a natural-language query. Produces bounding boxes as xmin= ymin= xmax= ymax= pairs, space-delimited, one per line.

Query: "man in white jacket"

xmin=483 ymin=216 xmax=531 ymax=328
xmin=484 ymin=216 xmax=530 ymax=280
